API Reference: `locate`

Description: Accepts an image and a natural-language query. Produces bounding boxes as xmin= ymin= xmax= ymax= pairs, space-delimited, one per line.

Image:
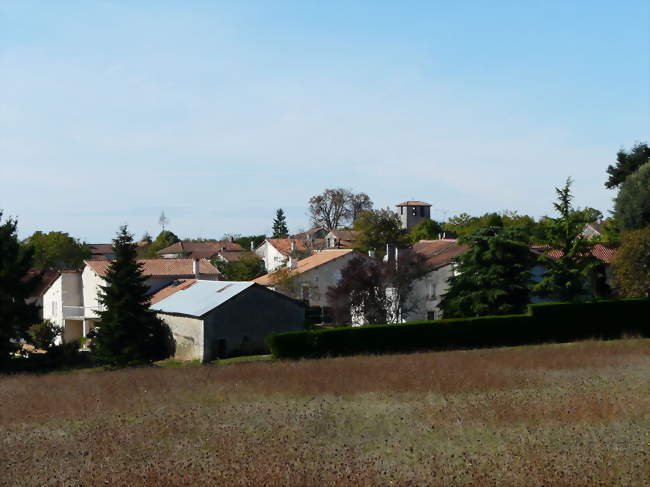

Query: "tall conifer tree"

xmin=91 ymin=226 xmax=172 ymax=365
xmin=0 ymin=211 xmax=39 ymax=364
xmin=272 ymin=209 xmax=289 ymax=238
xmin=534 ymin=178 xmax=598 ymax=301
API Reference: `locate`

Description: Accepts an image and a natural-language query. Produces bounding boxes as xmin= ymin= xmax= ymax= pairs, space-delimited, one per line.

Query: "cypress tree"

xmin=0 ymin=211 xmax=39 ymax=365
xmin=534 ymin=178 xmax=598 ymax=301
xmin=91 ymin=226 xmax=173 ymax=366
xmin=272 ymin=209 xmax=289 ymax=238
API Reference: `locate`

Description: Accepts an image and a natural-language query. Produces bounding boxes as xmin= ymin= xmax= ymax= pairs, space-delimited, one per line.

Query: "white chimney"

xmin=250 ymin=241 xmax=254 ymax=251
xmin=193 ymin=258 xmax=200 ymax=278
xmin=288 ymin=256 xmax=298 ymax=270
xmin=290 ymin=240 xmax=296 ymax=253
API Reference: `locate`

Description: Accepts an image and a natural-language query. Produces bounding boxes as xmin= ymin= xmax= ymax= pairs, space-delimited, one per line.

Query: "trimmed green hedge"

xmin=266 ymin=299 xmax=650 ymax=359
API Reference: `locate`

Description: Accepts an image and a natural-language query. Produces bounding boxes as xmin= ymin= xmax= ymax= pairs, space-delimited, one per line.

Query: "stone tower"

xmin=395 ymin=201 xmax=432 ymax=230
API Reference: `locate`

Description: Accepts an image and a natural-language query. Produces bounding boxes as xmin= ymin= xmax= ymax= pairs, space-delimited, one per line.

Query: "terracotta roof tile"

xmin=396 ymin=201 xmax=432 ymax=207
xmin=413 ymin=239 xmax=469 ymax=269
xmin=85 ymin=258 xmax=221 ymax=278
xmin=157 ymin=241 xmax=243 ymax=257
xmin=266 ymin=239 xmax=310 ymax=257
xmin=254 ymin=249 xmax=357 ymax=285
xmin=537 ymin=243 xmax=617 ymax=264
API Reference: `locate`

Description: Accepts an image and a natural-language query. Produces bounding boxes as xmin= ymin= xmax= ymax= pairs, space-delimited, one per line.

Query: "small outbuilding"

xmin=150 ymin=280 xmax=305 ymax=361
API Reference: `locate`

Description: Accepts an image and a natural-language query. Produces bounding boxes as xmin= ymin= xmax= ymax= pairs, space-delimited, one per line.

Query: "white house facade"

xmin=42 ymin=258 xmax=221 ymax=345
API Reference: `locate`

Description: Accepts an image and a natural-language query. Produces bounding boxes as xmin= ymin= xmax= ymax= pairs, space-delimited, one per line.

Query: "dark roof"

xmin=89 ymin=244 xmax=114 ymax=255
xmin=23 ymin=269 xmax=61 ymax=298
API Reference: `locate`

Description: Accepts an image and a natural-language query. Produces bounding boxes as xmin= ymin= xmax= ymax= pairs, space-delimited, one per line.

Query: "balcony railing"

xmin=62 ymin=306 xmax=102 ymax=319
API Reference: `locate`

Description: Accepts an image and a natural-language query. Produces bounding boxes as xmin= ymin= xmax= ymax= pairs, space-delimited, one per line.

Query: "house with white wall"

xmin=254 ymin=249 xmax=365 ymax=323
xmin=399 ymin=239 xmax=469 ymax=322
xmin=254 ymin=238 xmax=312 ymax=273
xmin=42 ymin=258 xmax=221 ymax=345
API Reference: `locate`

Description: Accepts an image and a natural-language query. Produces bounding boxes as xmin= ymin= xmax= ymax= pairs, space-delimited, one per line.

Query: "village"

xmin=22 ymin=190 xmax=623 ymax=363
xmin=1 ymin=2 xmax=648 ymax=484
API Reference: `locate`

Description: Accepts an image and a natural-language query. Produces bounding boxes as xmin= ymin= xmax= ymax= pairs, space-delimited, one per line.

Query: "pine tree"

xmin=0 ymin=211 xmax=40 ymax=364
xmin=439 ymin=226 xmax=533 ymax=318
xmin=91 ymin=226 xmax=173 ymax=366
xmin=533 ymin=178 xmax=598 ymax=301
xmin=272 ymin=209 xmax=289 ymax=238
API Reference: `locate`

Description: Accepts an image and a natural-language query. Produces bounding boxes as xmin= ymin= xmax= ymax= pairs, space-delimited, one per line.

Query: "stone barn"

xmin=150 ymin=280 xmax=305 ymax=361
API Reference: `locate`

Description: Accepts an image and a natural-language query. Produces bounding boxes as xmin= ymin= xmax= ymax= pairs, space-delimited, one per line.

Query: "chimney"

xmin=193 ymin=258 xmax=200 ymax=278
xmin=288 ymin=256 xmax=298 ymax=270
xmin=290 ymin=240 xmax=296 ymax=253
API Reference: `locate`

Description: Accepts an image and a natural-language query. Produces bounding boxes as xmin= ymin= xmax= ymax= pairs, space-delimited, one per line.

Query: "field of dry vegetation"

xmin=1 ymin=339 xmax=649 ymax=486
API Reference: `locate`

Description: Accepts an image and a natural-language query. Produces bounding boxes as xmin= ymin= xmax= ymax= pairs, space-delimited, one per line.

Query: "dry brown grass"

xmin=1 ymin=339 xmax=649 ymax=486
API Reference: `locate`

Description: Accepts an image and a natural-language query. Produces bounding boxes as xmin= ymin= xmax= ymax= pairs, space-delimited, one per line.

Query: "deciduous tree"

xmin=308 ymin=188 xmax=373 ymax=231
xmin=611 ymin=228 xmax=650 ymax=298
xmin=327 ymin=251 xmax=431 ymax=325
xmin=23 ymin=231 xmax=90 ymax=269
xmin=409 ymin=218 xmax=444 ymax=243
xmin=605 ymin=142 xmax=649 ymax=189
xmin=352 ymin=208 xmax=409 ymax=256
xmin=614 ymin=162 xmax=650 ymax=231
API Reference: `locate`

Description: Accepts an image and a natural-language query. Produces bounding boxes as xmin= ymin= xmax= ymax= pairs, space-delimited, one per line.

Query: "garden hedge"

xmin=266 ymin=299 xmax=650 ymax=359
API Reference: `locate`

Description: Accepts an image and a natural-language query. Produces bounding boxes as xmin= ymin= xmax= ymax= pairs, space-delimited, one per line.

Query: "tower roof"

xmin=396 ymin=201 xmax=431 ymax=207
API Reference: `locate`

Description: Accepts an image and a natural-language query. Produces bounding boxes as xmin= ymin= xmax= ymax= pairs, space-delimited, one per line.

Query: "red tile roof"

xmin=266 ymin=239 xmax=310 ymax=257
xmin=254 ymin=249 xmax=358 ymax=285
xmin=396 ymin=201 xmax=432 ymax=207
xmin=412 ymin=239 xmax=469 ymax=269
xmin=157 ymin=241 xmax=244 ymax=257
xmin=85 ymin=258 xmax=221 ymax=278
xmin=534 ymin=243 xmax=617 ymax=264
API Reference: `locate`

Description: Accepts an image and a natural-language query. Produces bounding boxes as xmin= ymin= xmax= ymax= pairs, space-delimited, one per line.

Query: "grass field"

xmin=1 ymin=339 xmax=649 ymax=486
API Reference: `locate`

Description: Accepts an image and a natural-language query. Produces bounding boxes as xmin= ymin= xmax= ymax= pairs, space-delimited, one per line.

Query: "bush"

xmin=28 ymin=320 xmax=60 ymax=350
xmin=266 ymin=299 xmax=650 ymax=359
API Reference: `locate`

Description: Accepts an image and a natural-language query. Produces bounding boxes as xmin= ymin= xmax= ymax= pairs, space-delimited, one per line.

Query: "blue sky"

xmin=1 ymin=1 xmax=648 ymax=242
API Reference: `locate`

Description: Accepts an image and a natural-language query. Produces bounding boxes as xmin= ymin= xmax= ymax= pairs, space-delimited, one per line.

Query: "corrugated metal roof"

xmin=151 ymin=280 xmax=255 ymax=317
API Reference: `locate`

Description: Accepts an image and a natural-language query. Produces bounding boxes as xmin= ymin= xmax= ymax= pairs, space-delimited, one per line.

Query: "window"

xmin=302 ymin=284 xmax=311 ymax=301
xmin=427 ymin=281 xmax=436 ymax=300
xmin=52 ymin=301 xmax=56 ymax=316
xmin=427 ymin=311 xmax=436 ymax=320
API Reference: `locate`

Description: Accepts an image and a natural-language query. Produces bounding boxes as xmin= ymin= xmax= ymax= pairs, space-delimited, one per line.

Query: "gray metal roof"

xmin=151 ymin=280 xmax=255 ymax=317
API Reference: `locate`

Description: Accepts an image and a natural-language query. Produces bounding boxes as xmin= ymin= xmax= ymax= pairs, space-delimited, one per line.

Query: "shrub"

xmin=28 ymin=320 xmax=60 ymax=350
xmin=266 ymin=299 xmax=650 ymax=359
